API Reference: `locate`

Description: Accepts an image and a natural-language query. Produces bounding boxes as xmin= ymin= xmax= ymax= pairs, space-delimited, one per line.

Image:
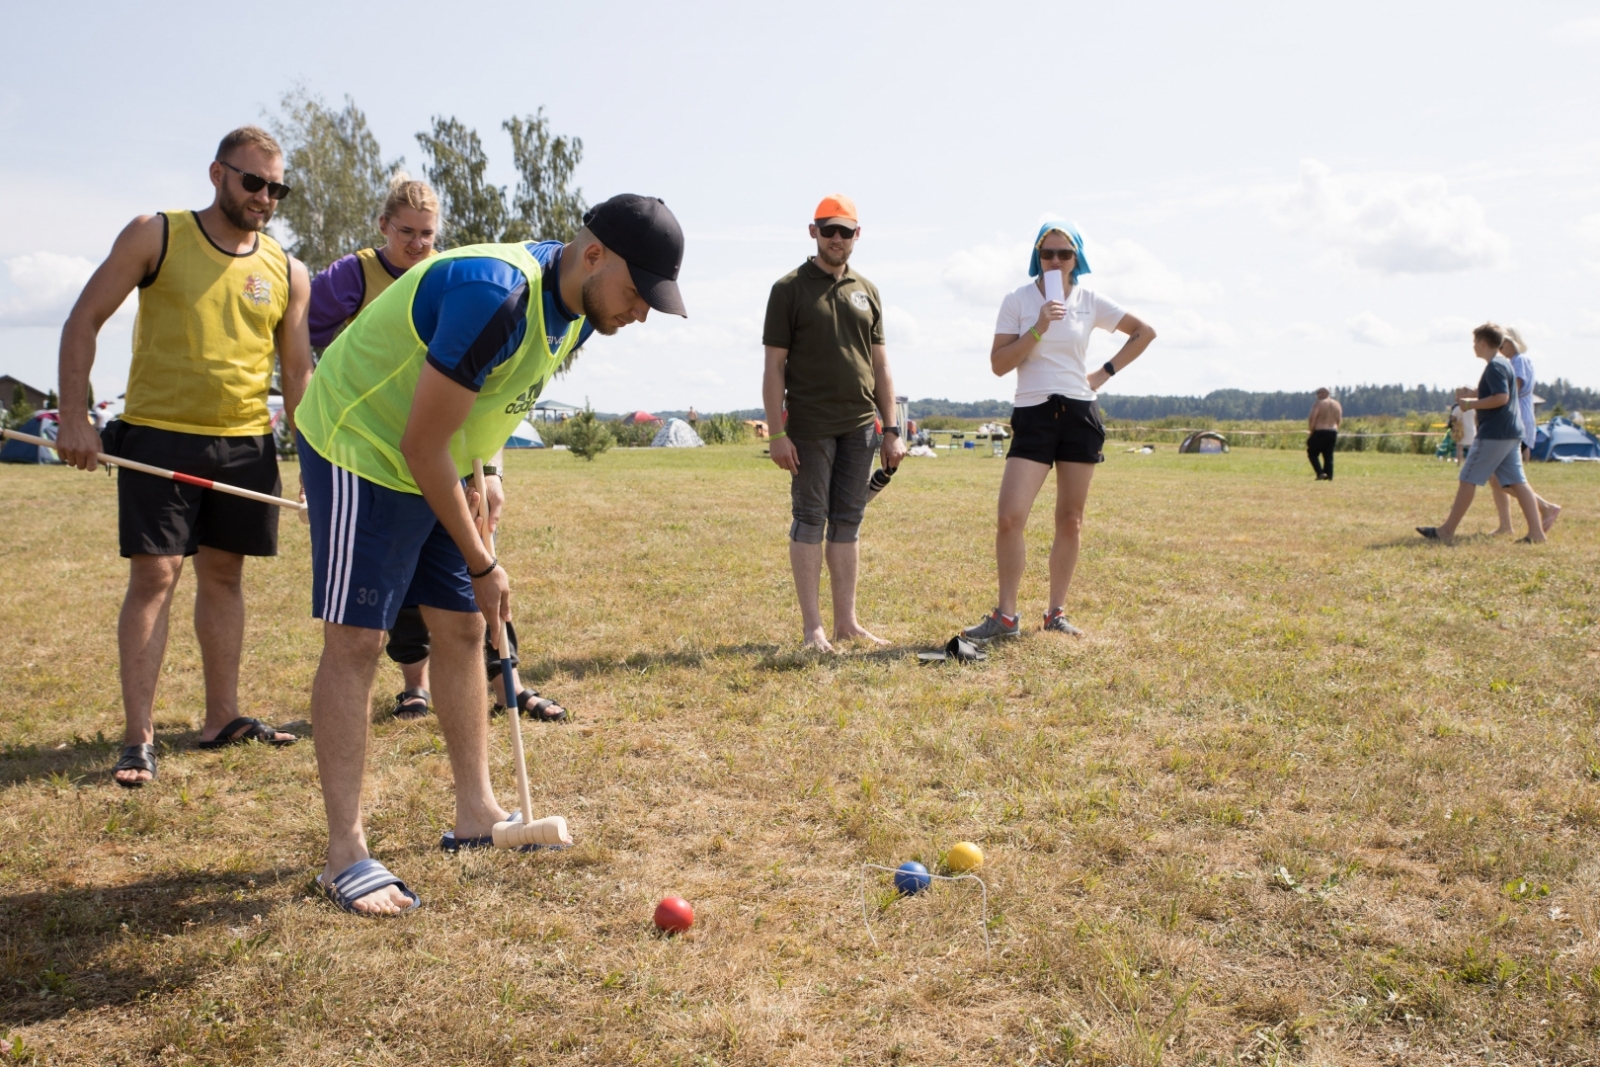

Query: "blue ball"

xmin=893 ymin=861 xmax=931 ymax=895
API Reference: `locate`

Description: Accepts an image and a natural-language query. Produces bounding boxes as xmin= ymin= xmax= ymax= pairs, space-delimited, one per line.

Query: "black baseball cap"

xmin=582 ymin=194 xmax=686 ymax=318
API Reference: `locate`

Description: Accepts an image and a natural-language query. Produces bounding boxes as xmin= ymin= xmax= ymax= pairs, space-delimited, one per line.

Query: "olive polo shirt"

xmin=762 ymin=257 xmax=885 ymax=439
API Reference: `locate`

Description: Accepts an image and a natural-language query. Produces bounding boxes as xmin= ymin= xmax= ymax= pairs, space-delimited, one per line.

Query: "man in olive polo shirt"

xmin=762 ymin=194 xmax=907 ymax=652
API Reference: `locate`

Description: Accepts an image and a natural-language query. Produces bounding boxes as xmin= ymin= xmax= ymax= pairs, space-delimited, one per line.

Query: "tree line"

xmin=268 ymin=88 xmax=587 ymax=275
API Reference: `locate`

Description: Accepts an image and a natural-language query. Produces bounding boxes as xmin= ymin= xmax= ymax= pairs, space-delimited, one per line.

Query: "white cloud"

xmin=1575 ymin=311 xmax=1600 ymax=338
xmin=1347 ymin=312 xmax=1404 ymax=347
xmin=1274 ymin=160 xmax=1510 ymax=274
xmin=1579 ymin=214 xmax=1600 ymax=246
xmin=882 ymin=304 xmax=920 ymax=347
xmin=1091 ymin=238 xmax=1222 ymax=306
xmin=1551 ymin=16 xmax=1600 ymax=44
xmin=1424 ymin=317 xmax=1476 ymax=344
xmin=0 ymin=252 xmax=107 ymax=328
xmin=1153 ymin=308 xmax=1237 ymax=349
xmin=940 ymin=240 xmax=1026 ymax=307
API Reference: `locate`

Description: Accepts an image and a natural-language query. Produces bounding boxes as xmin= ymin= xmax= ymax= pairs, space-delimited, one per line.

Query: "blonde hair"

xmin=216 ymin=125 xmax=282 ymax=161
xmin=381 ymin=171 xmax=440 ymax=222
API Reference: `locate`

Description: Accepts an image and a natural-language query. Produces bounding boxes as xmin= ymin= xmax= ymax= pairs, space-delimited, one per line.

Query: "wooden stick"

xmin=1 ymin=427 xmax=306 ymax=510
xmin=476 ymin=459 xmax=534 ymax=830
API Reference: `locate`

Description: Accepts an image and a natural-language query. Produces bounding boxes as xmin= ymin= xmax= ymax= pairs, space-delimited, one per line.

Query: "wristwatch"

xmin=481 ymin=464 xmax=500 ymax=477
xmin=881 ymin=425 xmax=901 ymax=436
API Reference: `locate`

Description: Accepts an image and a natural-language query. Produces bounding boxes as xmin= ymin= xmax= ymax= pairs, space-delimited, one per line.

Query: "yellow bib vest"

xmin=296 ymin=243 xmax=582 ymax=494
xmin=124 ymin=211 xmax=290 ymax=436
xmin=319 ymin=247 xmax=434 ymax=349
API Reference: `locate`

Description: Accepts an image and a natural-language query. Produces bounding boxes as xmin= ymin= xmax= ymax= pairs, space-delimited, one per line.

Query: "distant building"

xmin=0 ymin=375 xmax=49 ymax=413
xmin=533 ymin=399 xmax=582 ymax=422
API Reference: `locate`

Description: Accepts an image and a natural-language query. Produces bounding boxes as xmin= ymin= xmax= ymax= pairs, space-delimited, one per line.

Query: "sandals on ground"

xmin=317 ymin=858 xmax=420 ymax=915
xmin=492 ymin=689 xmax=568 ymax=723
xmin=391 ymin=688 xmax=431 ymax=721
xmin=197 ymin=716 xmax=299 ymax=749
xmin=112 ymin=743 xmax=157 ymax=788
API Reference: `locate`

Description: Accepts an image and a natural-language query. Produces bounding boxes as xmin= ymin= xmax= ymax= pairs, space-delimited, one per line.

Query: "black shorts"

xmin=103 ymin=421 xmax=280 ymax=559
xmin=1007 ymin=395 xmax=1105 ymax=466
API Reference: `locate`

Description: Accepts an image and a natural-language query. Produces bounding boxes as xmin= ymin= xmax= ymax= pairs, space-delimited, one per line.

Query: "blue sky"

xmin=2 ymin=0 xmax=1597 ymax=412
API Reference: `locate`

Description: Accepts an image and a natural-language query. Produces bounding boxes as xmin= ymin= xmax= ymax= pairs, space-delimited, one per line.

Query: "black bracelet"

xmin=1102 ymin=360 xmax=1118 ymax=377
xmin=468 ymin=557 xmax=498 ymax=579
xmin=481 ymin=464 xmax=499 ymax=477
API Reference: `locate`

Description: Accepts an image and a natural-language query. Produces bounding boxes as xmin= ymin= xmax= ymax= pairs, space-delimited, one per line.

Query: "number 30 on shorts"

xmin=354 ymin=587 xmax=381 ymax=606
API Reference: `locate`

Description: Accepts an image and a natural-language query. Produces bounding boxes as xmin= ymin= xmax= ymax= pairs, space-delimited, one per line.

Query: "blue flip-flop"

xmin=317 ymin=858 xmax=420 ymax=915
xmin=439 ymin=810 xmax=567 ymax=853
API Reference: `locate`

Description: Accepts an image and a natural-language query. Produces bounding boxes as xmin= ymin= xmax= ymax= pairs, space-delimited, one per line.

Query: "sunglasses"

xmin=816 ymin=223 xmax=859 ymax=239
xmin=1037 ymin=248 xmax=1077 ymax=261
xmin=218 ymin=160 xmax=293 ymax=200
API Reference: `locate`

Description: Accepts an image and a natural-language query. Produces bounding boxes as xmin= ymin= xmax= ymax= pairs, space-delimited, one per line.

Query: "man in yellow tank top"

xmin=56 ymin=126 xmax=313 ymax=788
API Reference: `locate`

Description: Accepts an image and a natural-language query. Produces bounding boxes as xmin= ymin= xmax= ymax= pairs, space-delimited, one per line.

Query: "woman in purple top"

xmin=308 ymin=174 xmax=440 ymax=349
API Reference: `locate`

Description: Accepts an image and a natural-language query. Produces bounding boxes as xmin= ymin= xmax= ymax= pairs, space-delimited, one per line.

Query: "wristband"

xmin=882 ymin=425 xmax=900 ymax=436
xmin=481 ymin=464 xmax=499 ymax=477
xmin=768 ymin=431 xmax=787 ymax=441
xmin=1029 ymin=327 xmax=1043 ymax=343
xmin=1102 ymin=360 xmax=1118 ymax=377
xmin=468 ymin=557 xmax=499 ymax=579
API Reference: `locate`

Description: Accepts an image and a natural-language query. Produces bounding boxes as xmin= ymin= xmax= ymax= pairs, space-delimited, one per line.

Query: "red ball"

xmin=653 ymin=896 xmax=694 ymax=934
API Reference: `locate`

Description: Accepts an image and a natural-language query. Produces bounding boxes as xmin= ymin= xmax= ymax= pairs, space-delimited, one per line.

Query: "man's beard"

xmin=581 ymin=273 xmax=618 ymax=335
xmin=219 ymin=186 xmax=272 ymax=232
xmin=815 ymin=243 xmax=851 ymax=270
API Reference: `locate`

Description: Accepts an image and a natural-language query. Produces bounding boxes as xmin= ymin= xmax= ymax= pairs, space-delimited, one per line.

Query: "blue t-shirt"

xmin=414 ymin=241 xmax=594 ymax=391
xmin=1474 ymin=355 xmax=1523 ymax=441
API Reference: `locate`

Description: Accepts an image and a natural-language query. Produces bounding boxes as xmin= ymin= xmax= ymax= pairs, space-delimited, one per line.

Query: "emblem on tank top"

xmin=242 ymin=273 xmax=272 ymax=307
xmin=850 ymin=290 xmax=870 ymax=310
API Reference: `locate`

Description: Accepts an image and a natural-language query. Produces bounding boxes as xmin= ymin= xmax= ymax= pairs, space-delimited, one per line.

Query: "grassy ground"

xmin=1 ymin=444 xmax=1597 ymax=1066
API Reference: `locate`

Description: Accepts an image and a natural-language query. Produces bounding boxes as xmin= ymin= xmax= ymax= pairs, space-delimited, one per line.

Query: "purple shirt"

xmin=308 ymin=249 xmax=405 ymax=348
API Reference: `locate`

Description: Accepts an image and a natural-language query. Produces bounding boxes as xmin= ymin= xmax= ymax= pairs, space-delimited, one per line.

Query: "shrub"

xmin=561 ymin=408 xmax=614 ymax=461
xmin=697 ymin=413 xmax=751 ymax=445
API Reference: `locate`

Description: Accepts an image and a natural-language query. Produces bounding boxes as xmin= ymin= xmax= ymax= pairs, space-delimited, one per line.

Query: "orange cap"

xmin=813 ymin=193 xmax=857 ymax=223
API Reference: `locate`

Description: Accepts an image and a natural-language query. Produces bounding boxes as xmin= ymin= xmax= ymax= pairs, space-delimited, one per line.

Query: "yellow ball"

xmin=946 ymin=841 xmax=984 ymax=873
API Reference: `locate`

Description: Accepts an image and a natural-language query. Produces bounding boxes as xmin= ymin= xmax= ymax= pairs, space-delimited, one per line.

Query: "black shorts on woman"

xmin=1007 ymin=394 xmax=1106 ymax=466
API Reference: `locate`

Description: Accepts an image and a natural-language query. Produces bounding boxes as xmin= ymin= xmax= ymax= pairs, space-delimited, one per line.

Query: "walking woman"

xmin=962 ymin=222 xmax=1156 ymax=641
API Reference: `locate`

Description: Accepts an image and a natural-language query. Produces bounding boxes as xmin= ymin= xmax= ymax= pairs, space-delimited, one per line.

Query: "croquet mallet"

xmin=471 ymin=459 xmax=571 ymax=849
xmin=0 ymin=427 xmax=306 ymax=511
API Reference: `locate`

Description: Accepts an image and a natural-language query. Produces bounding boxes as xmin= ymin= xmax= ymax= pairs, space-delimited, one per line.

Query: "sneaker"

xmin=962 ymin=609 xmax=1020 ymax=643
xmin=1043 ymin=608 xmax=1082 ymax=635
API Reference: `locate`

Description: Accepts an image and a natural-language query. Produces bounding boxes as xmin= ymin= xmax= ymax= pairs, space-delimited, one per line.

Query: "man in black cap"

xmin=294 ymin=195 xmax=685 ymax=915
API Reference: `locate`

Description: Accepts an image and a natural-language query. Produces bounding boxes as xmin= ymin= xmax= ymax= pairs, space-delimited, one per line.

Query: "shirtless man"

xmin=1307 ymin=387 xmax=1341 ymax=481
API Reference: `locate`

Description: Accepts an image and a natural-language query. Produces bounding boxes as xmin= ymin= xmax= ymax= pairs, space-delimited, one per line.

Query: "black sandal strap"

xmin=113 ymin=743 xmax=157 ymax=785
xmin=517 ymin=690 xmax=568 ymax=722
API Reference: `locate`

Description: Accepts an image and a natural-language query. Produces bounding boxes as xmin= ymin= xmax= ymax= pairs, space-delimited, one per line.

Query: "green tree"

xmin=564 ymin=407 xmax=614 ymax=461
xmin=45 ymin=390 xmax=58 ymax=410
xmin=416 ymin=117 xmax=508 ymax=248
xmin=502 ymin=109 xmax=587 ymax=243
xmin=4 ymin=384 xmax=33 ymax=429
xmin=270 ymin=88 xmax=394 ymax=274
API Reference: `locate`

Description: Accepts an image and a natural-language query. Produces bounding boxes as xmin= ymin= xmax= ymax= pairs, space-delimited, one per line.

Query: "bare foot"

xmin=834 ymin=624 xmax=889 ymax=646
xmin=199 ymin=719 xmax=297 ymax=744
xmin=1542 ymin=503 xmax=1561 ymax=533
xmin=1490 ymin=527 xmax=1514 ymax=536
xmin=320 ymin=862 xmax=415 ymax=915
xmin=802 ymin=627 xmax=835 ymax=653
xmin=114 ymin=767 xmax=152 ymax=786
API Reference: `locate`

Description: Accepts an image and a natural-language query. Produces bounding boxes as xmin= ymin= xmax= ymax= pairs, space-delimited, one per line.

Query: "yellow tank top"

xmin=123 ymin=211 xmax=290 ymax=436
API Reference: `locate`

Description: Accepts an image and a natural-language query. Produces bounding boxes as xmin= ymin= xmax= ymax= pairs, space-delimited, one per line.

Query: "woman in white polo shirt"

xmin=963 ymin=222 xmax=1157 ymax=641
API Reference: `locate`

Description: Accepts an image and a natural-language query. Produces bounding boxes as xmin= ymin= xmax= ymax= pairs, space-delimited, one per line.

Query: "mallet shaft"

xmin=1 ymin=428 xmax=306 ymax=510
xmin=474 ymin=459 xmax=534 ymax=829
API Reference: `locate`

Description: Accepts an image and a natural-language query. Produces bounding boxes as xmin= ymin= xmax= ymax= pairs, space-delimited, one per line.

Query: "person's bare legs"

xmin=1046 ymin=462 xmax=1096 ymax=612
xmin=115 ymin=554 xmax=185 ymax=784
xmin=1488 ymin=475 xmax=1514 ymax=535
xmin=418 ymin=605 xmax=508 ymax=838
xmin=790 ymin=540 xmax=832 ymax=651
xmin=1507 ymin=481 xmax=1547 ymax=543
xmin=1434 ymin=481 xmax=1478 ymax=543
xmin=827 ymin=539 xmax=887 ymax=645
xmin=995 ymin=457 xmax=1052 ymax=616
xmin=189 ymin=547 xmax=295 ymax=743
xmin=401 ymin=659 xmax=430 ymax=693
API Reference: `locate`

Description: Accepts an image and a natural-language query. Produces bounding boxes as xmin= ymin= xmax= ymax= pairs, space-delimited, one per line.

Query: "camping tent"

xmin=650 ymin=418 xmax=704 ymax=448
xmin=1177 ymin=431 xmax=1229 ymax=454
xmin=0 ymin=413 xmax=62 ymax=464
xmin=623 ymin=410 xmax=660 ymax=425
xmin=504 ymin=420 xmax=545 ymax=449
xmin=1532 ymin=417 xmax=1600 ymax=462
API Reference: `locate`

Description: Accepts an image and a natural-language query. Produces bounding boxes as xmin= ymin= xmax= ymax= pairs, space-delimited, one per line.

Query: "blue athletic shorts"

xmin=298 ymin=432 xmax=477 ymax=630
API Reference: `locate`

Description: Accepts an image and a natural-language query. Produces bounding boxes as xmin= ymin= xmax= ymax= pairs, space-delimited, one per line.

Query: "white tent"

xmin=650 ymin=418 xmax=704 ymax=448
xmin=504 ymin=420 xmax=545 ymax=449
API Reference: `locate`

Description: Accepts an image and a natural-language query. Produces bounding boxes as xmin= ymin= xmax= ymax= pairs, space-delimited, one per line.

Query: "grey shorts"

xmin=789 ymin=425 xmax=876 ymax=543
xmin=1460 ymin=437 xmax=1525 ymax=487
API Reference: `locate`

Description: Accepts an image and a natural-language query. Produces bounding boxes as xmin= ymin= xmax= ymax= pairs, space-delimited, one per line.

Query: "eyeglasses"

xmin=218 ymin=160 xmax=293 ymax=200
xmin=816 ymin=224 xmax=859 ymax=239
xmin=1037 ymin=248 xmax=1077 ymax=261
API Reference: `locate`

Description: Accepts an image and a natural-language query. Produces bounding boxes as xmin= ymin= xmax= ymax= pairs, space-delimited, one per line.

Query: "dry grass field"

xmin=2 ymin=442 xmax=1598 ymax=1066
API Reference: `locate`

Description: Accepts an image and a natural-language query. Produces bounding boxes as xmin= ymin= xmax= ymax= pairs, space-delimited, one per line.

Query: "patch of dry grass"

xmin=1 ymin=445 xmax=1598 ymax=1065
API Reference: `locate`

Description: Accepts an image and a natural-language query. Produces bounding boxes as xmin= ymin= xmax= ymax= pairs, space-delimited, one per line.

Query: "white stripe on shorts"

xmin=321 ymin=463 xmax=342 ymax=619
xmin=333 ymin=467 xmax=359 ymax=624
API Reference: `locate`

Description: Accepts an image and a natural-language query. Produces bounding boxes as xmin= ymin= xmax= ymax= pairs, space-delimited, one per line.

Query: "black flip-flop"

xmin=917 ymin=636 xmax=989 ymax=664
xmin=198 ymin=716 xmax=298 ymax=749
xmin=1416 ymin=526 xmax=1441 ymax=541
xmin=112 ymin=743 xmax=157 ymax=788
xmin=493 ymin=690 xmax=568 ymax=722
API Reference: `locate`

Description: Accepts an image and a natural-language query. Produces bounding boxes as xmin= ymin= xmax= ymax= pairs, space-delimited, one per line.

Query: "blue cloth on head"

xmin=1028 ymin=221 xmax=1091 ymax=283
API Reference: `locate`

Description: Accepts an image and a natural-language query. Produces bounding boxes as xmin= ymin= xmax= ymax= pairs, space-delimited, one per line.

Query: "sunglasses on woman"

xmin=1037 ymin=248 xmax=1077 ymax=261
xmin=219 ymin=160 xmax=293 ymax=200
xmin=816 ymin=224 xmax=858 ymax=239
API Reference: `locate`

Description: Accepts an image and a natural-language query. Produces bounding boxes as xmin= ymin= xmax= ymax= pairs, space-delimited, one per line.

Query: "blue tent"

xmin=504 ymin=419 xmax=544 ymax=449
xmin=0 ymin=414 xmax=62 ymax=464
xmin=1532 ymin=417 xmax=1600 ymax=462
